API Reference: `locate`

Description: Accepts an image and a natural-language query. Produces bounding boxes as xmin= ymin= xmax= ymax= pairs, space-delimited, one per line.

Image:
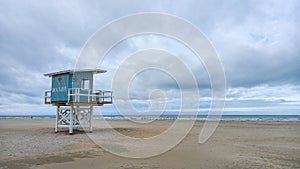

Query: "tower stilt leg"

xmin=69 ymin=105 xmax=73 ymax=135
xmin=55 ymin=106 xmax=59 ymax=133
xmin=89 ymin=105 xmax=93 ymax=133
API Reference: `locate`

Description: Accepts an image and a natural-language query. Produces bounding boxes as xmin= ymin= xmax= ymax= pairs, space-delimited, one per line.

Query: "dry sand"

xmin=0 ymin=118 xmax=299 ymax=169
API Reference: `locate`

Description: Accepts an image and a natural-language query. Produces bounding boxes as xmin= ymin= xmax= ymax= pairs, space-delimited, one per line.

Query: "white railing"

xmin=44 ymin=91 xmax=51 ymax=104
xmin=67 ymin=88 xmax=112 ymax=104
xmin=44 ymin=89 xmax=112 ymax=104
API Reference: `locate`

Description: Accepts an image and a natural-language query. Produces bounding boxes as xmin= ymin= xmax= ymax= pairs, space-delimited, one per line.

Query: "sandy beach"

xmin=0 ymin=118 xmax=299 ymax=169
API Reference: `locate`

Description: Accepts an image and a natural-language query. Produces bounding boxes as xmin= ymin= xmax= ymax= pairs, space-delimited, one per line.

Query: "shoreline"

xmin=1 ymin=114 xmax=300 ymax=121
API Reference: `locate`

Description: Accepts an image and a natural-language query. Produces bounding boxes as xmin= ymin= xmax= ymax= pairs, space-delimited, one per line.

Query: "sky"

xmin=0 ymin=0 xmax=299 ymax=116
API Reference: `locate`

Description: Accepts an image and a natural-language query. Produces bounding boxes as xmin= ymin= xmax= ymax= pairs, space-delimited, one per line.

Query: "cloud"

xmin=0 ymin=0 xmax=299 ymax=115
xmin=207 ymin=0 xmax=300 ymax=87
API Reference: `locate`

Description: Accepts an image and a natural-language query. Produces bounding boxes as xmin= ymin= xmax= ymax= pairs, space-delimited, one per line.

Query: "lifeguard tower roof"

xmin=44 ymin=69 xmax=107 ymax=77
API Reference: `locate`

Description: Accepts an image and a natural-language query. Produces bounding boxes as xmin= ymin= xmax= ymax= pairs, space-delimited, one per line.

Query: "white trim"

xmin=44 ymin=69 xmax=107 ymax=77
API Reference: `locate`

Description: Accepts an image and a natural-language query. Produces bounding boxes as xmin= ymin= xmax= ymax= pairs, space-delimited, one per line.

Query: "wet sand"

xmin=1 ymin=118 xmax=300 ymax=169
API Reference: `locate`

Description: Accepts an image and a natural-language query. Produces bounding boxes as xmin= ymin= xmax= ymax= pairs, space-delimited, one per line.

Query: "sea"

xmin=1 ymin=114 xmax=300 ymax=121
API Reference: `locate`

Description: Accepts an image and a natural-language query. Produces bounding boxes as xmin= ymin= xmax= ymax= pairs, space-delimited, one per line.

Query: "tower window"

xmin=81 ymin=79 xmax=90 ymax=89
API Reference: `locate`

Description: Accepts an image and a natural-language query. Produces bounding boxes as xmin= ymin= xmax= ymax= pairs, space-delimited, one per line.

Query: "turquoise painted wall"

xmin=51 ymin=73 xmax=70 ymax=102
xmin=71 ymin=72 xmax=94 ymax=102
xmin=51 ymin=72 xmax=94 ymax=102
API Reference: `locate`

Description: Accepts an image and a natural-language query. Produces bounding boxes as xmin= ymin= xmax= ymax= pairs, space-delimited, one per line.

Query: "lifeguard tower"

xmin=44 ymin=69 xmax=112 ymax=134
